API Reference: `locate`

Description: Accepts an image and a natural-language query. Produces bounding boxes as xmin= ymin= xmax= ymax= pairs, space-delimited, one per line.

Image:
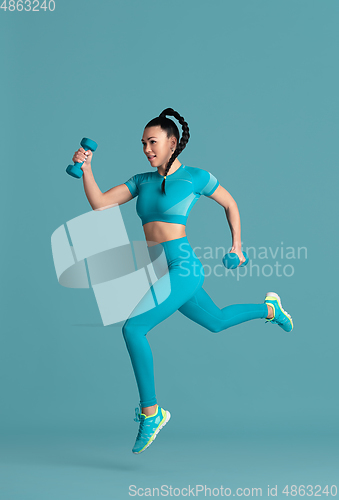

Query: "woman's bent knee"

xmin=122 ymin=320 xmax=135 ymax=345
xmin=122 ymin=318 xmax=147 ymax=345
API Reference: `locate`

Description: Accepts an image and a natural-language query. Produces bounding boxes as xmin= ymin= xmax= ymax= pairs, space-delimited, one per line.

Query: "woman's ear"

xmin=170 ymin=137 xmax=177 ymax=150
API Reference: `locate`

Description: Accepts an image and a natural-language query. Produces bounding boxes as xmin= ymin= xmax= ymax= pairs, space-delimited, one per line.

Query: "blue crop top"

xmin=124 ymin=164 xmax=219 ymax=226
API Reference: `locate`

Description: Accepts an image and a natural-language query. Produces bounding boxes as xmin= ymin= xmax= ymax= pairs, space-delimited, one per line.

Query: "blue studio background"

xmin=1 ymin=1 xmax=338 ymax=499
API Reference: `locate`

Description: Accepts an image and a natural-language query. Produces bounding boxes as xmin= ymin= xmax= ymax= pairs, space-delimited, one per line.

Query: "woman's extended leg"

xmin=178 ymin=285 xmax=269 ymax=333
xmin=122 ymin=237 xmax=204 ymax=409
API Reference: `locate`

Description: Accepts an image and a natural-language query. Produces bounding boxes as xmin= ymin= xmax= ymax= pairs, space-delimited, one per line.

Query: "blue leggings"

xmin=122 ymin=236 xmax=269 ymax=407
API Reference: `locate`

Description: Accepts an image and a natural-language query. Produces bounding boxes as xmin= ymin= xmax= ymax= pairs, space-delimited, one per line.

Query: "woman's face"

xmin=141 ymin=126 xmax=177 ymax=169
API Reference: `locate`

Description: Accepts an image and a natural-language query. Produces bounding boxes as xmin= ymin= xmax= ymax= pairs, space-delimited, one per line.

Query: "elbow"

xmin=90 ymin=199 xmax=105 ymax=211
xmin=93 ymin=197 xmax=119 ymax=211
xmin=225 ymin=200 xmax=238 ymax=212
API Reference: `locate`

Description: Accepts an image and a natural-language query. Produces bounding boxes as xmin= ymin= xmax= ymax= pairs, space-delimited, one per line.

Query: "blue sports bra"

xmin=124 ymin=164 xmax=219 ymax=226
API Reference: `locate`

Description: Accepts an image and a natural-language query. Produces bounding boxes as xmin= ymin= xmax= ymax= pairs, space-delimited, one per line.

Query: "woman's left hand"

xmin=230 ymin=245 xmax=246 ymax=266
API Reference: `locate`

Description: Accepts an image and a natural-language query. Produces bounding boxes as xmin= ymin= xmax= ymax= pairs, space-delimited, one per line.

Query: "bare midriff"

xmin=143 ymin=221 xmax=187 ymax=247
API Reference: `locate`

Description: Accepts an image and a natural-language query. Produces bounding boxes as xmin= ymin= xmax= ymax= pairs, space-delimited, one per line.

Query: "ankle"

xmin=266 ymin=304 xmax=274 ymax=319
xmin=142 ymin=404 xmax=158 ymax=417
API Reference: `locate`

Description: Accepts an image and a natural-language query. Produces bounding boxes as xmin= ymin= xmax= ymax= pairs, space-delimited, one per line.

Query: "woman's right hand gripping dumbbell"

xmin=72 ymin=147 xmax=93 ymax=174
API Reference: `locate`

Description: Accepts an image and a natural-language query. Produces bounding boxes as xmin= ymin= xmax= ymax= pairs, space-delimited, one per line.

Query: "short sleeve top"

xmin=124 ymin=164 xmax=219 ymax=226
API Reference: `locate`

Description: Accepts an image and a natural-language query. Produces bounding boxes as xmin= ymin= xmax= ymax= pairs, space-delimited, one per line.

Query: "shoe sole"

xmin=265 ymin=292 xmax=293 ymax=331
xmin=133 ymin=410 xmax=171 ymax=454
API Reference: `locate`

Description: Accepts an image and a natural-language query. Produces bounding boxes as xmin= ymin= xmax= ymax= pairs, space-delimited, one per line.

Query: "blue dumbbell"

xmin=66 ymin=137 xmax=98 ymax=178
xmin=222 ymin=251 xmax=249 ymax=269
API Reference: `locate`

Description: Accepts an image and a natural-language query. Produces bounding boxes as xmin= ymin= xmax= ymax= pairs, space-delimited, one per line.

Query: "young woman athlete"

xmin=72 ymin=108 xmax=293 ymax=455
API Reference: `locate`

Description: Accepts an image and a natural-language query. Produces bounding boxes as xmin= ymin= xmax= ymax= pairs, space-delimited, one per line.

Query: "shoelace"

xmin=134 ymin=405 xmax=141 ymax=422
xmin=134 ymin=404 xmax=158 ymax=440
xmin=134 ymin=404 xmax=147 ymax=439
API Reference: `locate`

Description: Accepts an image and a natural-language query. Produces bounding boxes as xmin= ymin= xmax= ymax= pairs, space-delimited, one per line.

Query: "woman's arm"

xmin=208 ymin=185 xmax=246 ymax=263
xmin=72 ymin=147 xmax=133 ymax=210
xmin=83 ymin=168 xmax=133 ymax=210
xmin=225 ymin=202 xmax=241 ymax=249
xmin=82 ymin=168 xmax=105 ymax=210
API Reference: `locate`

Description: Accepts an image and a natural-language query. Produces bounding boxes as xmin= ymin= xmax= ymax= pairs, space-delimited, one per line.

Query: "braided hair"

xmin=145 ymin=108 xmax=190 ymax=194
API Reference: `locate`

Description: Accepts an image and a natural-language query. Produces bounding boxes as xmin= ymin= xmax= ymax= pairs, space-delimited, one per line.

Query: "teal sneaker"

xmin=264 ymin=292 xmax=293 ymax=332
xmin=132 ymin=403 xmax=171 ymax=454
